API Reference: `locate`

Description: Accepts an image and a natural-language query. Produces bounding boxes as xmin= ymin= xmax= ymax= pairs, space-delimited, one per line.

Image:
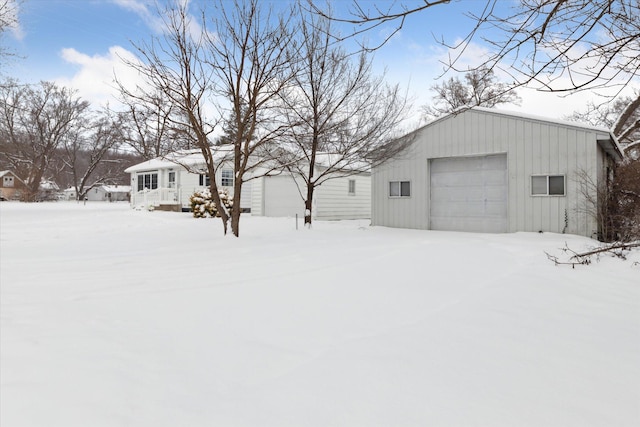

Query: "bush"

xmin=190 ymin=188 xmax=233 ymax=218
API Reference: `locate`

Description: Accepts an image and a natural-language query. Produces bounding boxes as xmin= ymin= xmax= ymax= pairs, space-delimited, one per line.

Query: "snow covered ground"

xmin=1 ymin=202 xmax=638 ymax=427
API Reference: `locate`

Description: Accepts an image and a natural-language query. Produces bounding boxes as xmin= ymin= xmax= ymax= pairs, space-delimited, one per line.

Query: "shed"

xmin=372 ymin=107 xmax=623 ymax=238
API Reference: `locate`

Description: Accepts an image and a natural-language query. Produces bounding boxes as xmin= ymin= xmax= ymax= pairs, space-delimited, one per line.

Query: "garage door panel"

xmin=430 ymin=154 xmax=507 ymax=233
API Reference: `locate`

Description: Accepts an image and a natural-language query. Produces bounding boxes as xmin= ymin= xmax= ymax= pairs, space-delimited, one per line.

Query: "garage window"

xmin=532 ymin=175 xmax=565 ymax=196
xmin=389 ymin=181 xmax=410 ymax=197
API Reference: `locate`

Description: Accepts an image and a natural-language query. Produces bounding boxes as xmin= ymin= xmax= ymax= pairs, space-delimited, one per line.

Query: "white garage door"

xmin=430 ymin=154 xmax=507 ymax=233
xmin=264 ymin=175 xmax=305 ymax=217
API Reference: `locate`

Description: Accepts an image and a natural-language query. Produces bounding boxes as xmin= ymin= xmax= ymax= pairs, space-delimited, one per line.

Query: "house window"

xmin=3 ymin=176 xmax=14 ymax=187
xmin=348 ymin=179 xmax=356 ymax=195
xmin=199 ymin=174 xmax=211 ymax=187
xmin=531 ymin=175 xmax=565 ymax=196
xmin=168 ymin=171 xmax=176 ymax=188
xmin=389 ymin=181 xmax=411 ymax=197
xmin=137 ymin=172 xmax=158 ymax=191
xmin=221 ymin=169 xmax=234 ymax=187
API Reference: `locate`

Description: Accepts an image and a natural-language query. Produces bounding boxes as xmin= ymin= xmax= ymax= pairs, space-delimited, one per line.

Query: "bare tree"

xmin=312 ymin=0 xmax=640 ymax=96
xmin=0 ymin=80 xmax=89 ymax=201
xmin=119 ymin=94 xmax=180 ymax=160
xmin=117 ymin=2 xmax=232 ymax=233
xmin=421 ymin=66 xmax=521 ymax=119
xmin=204 ymin=0 xmax=297 ymax=236
xmin=276 ymin=4 xmax=410 ymax=226
xmin=62 ymin=108 xmax=124 ymax=200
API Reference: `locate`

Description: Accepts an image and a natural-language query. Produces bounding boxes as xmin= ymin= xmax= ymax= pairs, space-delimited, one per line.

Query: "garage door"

xmin=430 ymin=154 xmax=507 ymax=233
xmin=264 ymin=175 xmax=305 ymax=217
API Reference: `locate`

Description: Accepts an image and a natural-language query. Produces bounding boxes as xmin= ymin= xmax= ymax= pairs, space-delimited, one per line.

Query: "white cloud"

xmin=56 ymin=46 xmax=145 ymax=109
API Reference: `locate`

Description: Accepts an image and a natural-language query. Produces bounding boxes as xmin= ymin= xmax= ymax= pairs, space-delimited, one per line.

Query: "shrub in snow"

xmin=190 ymin=188 xmax=232 ymax=218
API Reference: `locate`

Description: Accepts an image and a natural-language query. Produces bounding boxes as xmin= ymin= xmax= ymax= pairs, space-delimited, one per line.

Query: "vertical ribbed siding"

xmin=372 ymin=109 xmax=608 ymax=237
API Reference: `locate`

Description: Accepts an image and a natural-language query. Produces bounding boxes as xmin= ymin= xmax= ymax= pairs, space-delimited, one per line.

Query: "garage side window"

xmin=531 ymin=175 xmax=565 ymax=196
xmin=389 ymin=181 xmax=411 ymax=197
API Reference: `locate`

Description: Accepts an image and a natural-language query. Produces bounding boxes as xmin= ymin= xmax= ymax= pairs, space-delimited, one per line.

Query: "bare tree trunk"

xmin=304 ymin=183 xmax=314 ymax=226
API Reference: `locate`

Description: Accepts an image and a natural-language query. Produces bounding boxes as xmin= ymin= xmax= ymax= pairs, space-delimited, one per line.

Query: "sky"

xmin=3 ymin=0 xmax=638 ymax=127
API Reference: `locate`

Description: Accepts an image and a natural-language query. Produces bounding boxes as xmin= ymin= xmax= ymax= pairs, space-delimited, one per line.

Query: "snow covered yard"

xmin=1 ymin=202 xmax=638 ymax=427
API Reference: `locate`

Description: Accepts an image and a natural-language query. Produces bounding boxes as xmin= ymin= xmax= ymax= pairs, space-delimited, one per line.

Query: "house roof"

xmin=0 ymin=170 xmax=25 ymax=183
xmin=100 ymin=185 xmax=131 ymax=193
xmin=125 ymin=147 xmax=370 ymax=175
xmin=413 ymin=107 xmax=624 ymax=160
xmin=124 ymin=149 xmax=233 ymax=173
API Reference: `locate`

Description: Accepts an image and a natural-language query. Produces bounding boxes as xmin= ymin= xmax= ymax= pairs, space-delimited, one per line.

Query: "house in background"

xmin=85 ymin=185 xmax=131 ymax=202
xmin=125 ymin=149 xmax=371 ymax=220
xmin=0 ymin=170 xmax=27 ymax=200
xmin=372 ymin=107 xmax=623 ymax=238
xmin=125 ymin=149 xmax=252 ymax=212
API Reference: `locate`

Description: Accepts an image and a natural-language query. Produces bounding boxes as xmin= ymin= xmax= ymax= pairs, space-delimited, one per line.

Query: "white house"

xmin=85 ymin=185 xmax=131 ymax=202
xmin=125 ymin=149 xmax=371 ymax=220
xmin=125 ymin=149 xmax=250 ymax=212
xmin=372 ymin=107 xmax=624 ymax=238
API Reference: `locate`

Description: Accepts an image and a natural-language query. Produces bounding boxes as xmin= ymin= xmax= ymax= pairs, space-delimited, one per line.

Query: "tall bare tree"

xmin=421 ymin=67 xmax=521 ymax=119
xmin=204 ymin=0 xmax=298 ymax=236
xmin=276 ymin=4 xmax=410 ymax=226
xmin=0 ymin=80 xmax=89 ymax=201
xmin=117 ymin=2 xmax=232 ymax=233
xmin=312 ymin=0 xmax=640 ymax=97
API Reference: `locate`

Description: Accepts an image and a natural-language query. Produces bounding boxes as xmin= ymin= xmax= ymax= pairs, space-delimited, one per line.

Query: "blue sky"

xmin=4 ymin=0 xmax=636 ymax=124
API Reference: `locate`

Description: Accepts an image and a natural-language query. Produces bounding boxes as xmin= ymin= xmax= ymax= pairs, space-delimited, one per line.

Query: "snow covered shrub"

xmin=190 ymin=189 xmax=232 ymax=218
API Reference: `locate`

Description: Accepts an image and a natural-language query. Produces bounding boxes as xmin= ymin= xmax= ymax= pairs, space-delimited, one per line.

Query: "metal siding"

xmin=372 ymin=109 xmax=604 ymax=237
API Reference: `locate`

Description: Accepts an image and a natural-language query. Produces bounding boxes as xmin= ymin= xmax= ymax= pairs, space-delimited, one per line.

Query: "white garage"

xmin=429 ymin=154 xmax=507 ymax=233
xmin=371 ymin=107 xmax=623 ymax=237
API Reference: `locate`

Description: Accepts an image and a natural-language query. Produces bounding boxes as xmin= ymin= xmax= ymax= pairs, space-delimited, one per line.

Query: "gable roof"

xmin=124 ymin=149 xmax=234 ymax=174
xmin=413 ymin=107 xmax=624 ymax=160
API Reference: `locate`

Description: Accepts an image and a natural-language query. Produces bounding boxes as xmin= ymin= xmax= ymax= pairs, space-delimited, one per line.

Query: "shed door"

xmin=430 ymin=154 xmax=507 ymax=233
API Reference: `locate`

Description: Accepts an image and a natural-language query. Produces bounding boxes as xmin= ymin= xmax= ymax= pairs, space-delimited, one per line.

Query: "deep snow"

xmin=1 ymin=202 xmax=638 ymax=427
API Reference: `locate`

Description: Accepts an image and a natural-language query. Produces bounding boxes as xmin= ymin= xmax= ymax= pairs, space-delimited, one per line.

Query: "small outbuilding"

xmin=372 ymin=107 xmax=623 ymax=238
